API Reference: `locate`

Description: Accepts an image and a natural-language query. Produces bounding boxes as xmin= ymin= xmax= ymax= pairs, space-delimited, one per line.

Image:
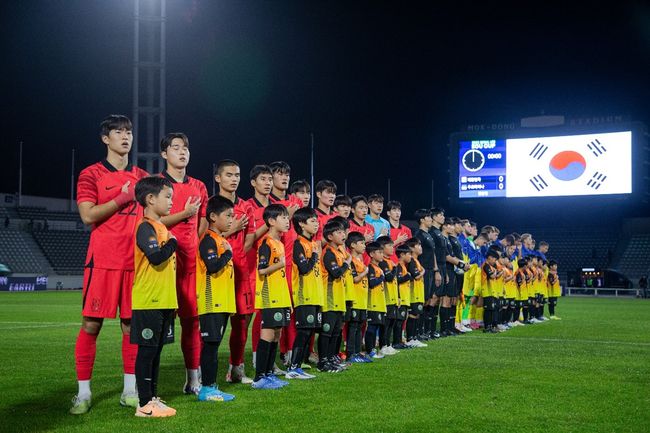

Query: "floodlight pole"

xmin=18 ymin=141 xmax=23 ymax=206
xmin=70 ymin=148 xmax=75 ymax=212
xmin=310 ymin=132 xmax=314 ymax=207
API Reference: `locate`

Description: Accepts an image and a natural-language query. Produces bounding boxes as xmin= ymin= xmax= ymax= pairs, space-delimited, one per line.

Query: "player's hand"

xmin=396 ymin=232 xmax=409 ymax=244
xmin=232 ymin=215 xmax=248 ymax=233
xmin=345 ymin=255 xmax=352 ymax=265
xmin=279 ymin=256 xmax=286 ymax=267
xmin=380 ymin=227 xmax=388 ymax=236
xmin=113 ymin=181 xmax=134 ymax=207
xmin=364 ymin=232 xmax=374 ymax=243
xmin=169 ymin=233 xmax=176 ymax=241
xmin=184 ymin=196 xmax=201 ymax=218
xmin=224 ymin=242 xmax=232 ymax=252
xmin=446 ymin=274 xmax=449 ymax=284
xmin=287 ymin=204 xmax=300 ymax=219
xmin=313 ymin=243 xmax=322 ymax=257
xmin=434 ymin=272 xmax=442 ymax=286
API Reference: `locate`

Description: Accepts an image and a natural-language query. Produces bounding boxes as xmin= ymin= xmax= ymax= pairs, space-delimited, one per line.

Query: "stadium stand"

xmin=16 ymin=206 xmax=81 ymax=222
xmin=614 ymin=234 xmax=650 ymax=280
xmin=32 ymin=230 xmax=89 ymax=275
xmin=0 ymin=229 xmax=51 ymax=274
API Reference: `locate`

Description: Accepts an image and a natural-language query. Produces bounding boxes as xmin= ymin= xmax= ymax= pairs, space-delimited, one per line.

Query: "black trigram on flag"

xmin=529 ymin=174 xmax=548 ymax=192
xmin=587 ymin=139 xmax=607 ymax=157
xmin=587 ymin=171 xmax=607 ymax=190
xmin=529 ymin=142 xmax=549 ymax=160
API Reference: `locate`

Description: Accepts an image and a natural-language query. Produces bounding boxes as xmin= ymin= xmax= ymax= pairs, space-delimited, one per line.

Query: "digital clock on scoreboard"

xmin=458 ymin=139 xmax=507 ymax=198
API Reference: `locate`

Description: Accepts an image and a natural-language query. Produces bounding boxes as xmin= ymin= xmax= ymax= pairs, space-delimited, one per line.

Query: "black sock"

xmin=365 ymin=325 xmax=377 ymax=353
xmin=540 ymin=304 xmax=545 ymax=318
xmin=255 ymin=339 xmax=271 ymax=381
xmin=549 ymin=299 xmax=556 ymax=316
xmin=416 ymin=314 xmax=424 ymax=336
xmin=514 ymin=307 xmax=521 ymax=321
xmin=440 ymin=306 xmax=449 ymax=332
xmin=432 ymin=305 xmax=440 ymax=333
xmin=406 ymin=318 xmax=416 ymax=340
xmin=423 ymin=306 xmax=432 ymax=335
xmin=329 ymin=331 xmax=341 ymax=359
xmin=291 ymin=329 xmax=310 ymax=368
xmin=393 ymin=319 xmax=403 ymax=345
xmin=346 ymin=322 xmax=358 ymax=356
xmin=318 ymin=334 xmax=330 ymax=363
xmin=484 ymin=309 xmax=492 ymax=329
xmin=266 ymin=341 xmax=278 ymax=375
xmin=200 ymin=340 xmax=220 ymax=386
xmin=135 ymin=345 xmax=159 ymax=407
xmin=450 ymin=306 xmax=456 ymax=330
xmin=355 ymin=323 xmax=362 ymax=354
xmin=385 ymin=319 xmax=395 ymax=346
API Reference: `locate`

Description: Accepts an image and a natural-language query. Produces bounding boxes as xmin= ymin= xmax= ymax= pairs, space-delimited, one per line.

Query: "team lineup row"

xmin=70 ymin=115 xmax=561 ymax=417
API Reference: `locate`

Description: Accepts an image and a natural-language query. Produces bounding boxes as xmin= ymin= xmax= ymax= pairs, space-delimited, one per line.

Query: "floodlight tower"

xmin=132 ymin=0 xmax=166 ymax=173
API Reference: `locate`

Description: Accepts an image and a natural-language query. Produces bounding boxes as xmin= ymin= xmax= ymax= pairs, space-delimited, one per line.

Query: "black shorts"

xmin=344 ymin=300 xmax=354 ymax=322
xmin=294 ymin=305 xmax=322 ymax=329
xmin=410 ymin=302 xmax=424 ymax=316
xmin=386 ymin=304 xmax=398 ymax=320
xmin=366 ymin=310 xmax=385 ymax=325
xmin=507 ymin=298 xmax=516 ymax=308
xmin=350 ymin=308 xmax=367 ymax=322
xmin=483 ymin=296 xmax=497 ymax=311
xmin=130 ymin=309 xmax=174 ymax=347
xmin=199 ymin=312 xmax=230 ymax=343
xmin=320 ymin=311 xmax=343 ymax=337
xmin=260 ymin=307 xmax=291 ymax=329
xmin=434 ymin=269 xmax=447 ymax=297
xmin=423 ymin=270 xmax=435 ymax=300
xmin=549 ymin=297 xmax=558 ymax=306
xmin=396 ymin=305 xmax=408 ymax=321
xmin=529 ymin=296 xmax=536 ymax=305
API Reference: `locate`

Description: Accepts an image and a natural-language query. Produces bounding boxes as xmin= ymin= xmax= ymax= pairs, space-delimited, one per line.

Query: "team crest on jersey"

xmin=306 ymin=314 xmax=314 ymax=324
xmin=352 ymin=310 xmax=357 ymax=318
xmin=142 ymin=328 xmax=154 ymax=340
xmin=418 ymin=304 xmax=423 ymax=312
xmin=273 ymin=312 xmax=283 ymax=322
xmin=323 ymin=323 xmax=331 ymax=332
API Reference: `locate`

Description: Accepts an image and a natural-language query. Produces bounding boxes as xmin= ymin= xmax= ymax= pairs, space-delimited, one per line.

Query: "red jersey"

xmin=160 ymin=171 xmax=208 ymax=272
xmin=227 ymin=196 xmax=256 ymax=268
xmin=390 ymin=222 xmax=412 ymax=262
xmin=349 ymin=218 xmax=375 ymax=240
xmin=269 ymin=192 xmax=302 ymax=265
xmin=77 ymin=160 xmax=148 ymax=270
xmin=246 ymin=197 xmax=268 ymax=277
xmin=314 ymin=207 xmax=336 ymax=242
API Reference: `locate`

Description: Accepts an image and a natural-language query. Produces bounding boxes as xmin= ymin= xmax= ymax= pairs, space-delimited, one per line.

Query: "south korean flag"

xmin=505 ymin=131 xmax=632 ymax=198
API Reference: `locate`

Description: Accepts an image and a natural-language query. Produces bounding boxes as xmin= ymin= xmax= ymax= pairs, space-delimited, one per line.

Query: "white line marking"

xmin=460 ymin=335 xmax=650 ymax=347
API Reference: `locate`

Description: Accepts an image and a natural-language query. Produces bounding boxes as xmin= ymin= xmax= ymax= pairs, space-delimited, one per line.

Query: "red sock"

xmin=75 ymin=329 xmax=98 ymax=381
xmin=341 ymin=322 xmax=349 ymax=350
xmin=308 ymin=334 xmax=315 ymax=354
xmin=251 ymin=312 xmax=262 ymax=352
xmin=121 ymin=333 xmax=137 ymax=375
xmin=229 ymin=314 xmax=248 ymax=366
xmin=180 ymin=316 xmax=200 ymax=369
xmin=279 ymin=313 xmax=297 ymax=353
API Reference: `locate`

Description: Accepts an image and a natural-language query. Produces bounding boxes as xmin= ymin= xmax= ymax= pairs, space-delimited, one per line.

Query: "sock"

xmin=200 ymin=341 xmax=220 ymax=386
xmin=549 ymin=300 xmax=556 ymax=316
xmin=451 ymin=306 xmax=457 ymax=329
xmin=393 ymin=320 xmax=403 ymax=345
xmin=484 ymin=309 xmax=492 ymax=329
xmin=523 ymin=307 xmax=529 ymax=321
xmin=406 ymin=319 xmax=416 ymax=340
xmin=439 ymin=307 xmax=447 ymax=332
xmin=346 ymin=322 xmax=358 ymax=356
xmin=307 ymin=334 xmax=316 ymax=360
xmin=267 ymin=341 xmax=278 ymax=375
xmin=254 ymin=339 xmax=271 ymax=381
xmin=416 ymin=315 xmax=423 ymax=336
xmin=229 ymin=314 xmax=248 ymax=366
xmin=514 ymin=307 xmax=521 ymax=321
xmin=540 ymin=304 xmax=545 ymax=318
xmin=75 ymin=329 xmax=98 ymax=384
xmin=469 ymin=304 xmax=476 ymax=322
xmin=121 ymin=333 xmax=137 ymax=375
xmin=355 ymin=323 xmax=362 ymax=354
xmin=329 ymin=332 xmax=342 ymax=359
xmin=180 ymin=316 xmax=201 ymax=370
xmin=123 ymin=373 xmax=136 ymax=395
xmin=291 ymin=329 xmax=310 ymax=368
xmin=280 ymin=317 xmax=297 ymax=354
xmin=251 ymin=312 xmax=262 ymax=352
xmin=135 ymin=345 xmax=158 ymax=407
xmin=365 ymin=325 xmax=377 ymax=352
xmin=476 ymin=306 xmax=484 ymax=324
xmin=423 ymin=306 xmax=432 ymax=335
xmin=78 ymin=380 xmax=91 ymax=399
xmin=317 ymin=334 xmax=330 ymax=363
xmin=150 ymin=344 xmax=163 ymax=398
xmin=432 ymin=305 xmax=440 ymax=333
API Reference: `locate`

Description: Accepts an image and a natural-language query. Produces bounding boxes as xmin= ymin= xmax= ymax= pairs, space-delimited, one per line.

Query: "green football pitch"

xmin=1 ymin=292 xmax=649 ymax=433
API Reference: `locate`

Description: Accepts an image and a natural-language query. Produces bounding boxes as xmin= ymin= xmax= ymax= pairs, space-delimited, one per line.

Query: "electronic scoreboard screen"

xmin=457 ymin=131 xmax=632 ymax=199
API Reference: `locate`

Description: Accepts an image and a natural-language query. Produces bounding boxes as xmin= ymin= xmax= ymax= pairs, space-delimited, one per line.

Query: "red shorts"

xmin=235 ymin=264 xmax=254 ymax=315
xmin=176 ymin=268 xmax=198 ymax=318
xmin=82 ymin=267 xmax=134 ymax=319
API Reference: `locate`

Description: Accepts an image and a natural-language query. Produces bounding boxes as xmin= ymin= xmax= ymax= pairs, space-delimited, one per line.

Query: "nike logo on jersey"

xmin=105 ymin=185 xmax=117 ymax=190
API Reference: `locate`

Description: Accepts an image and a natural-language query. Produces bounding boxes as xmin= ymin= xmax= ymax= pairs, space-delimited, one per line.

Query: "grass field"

xmin=1 ymin=292 xmax=649 ymax=433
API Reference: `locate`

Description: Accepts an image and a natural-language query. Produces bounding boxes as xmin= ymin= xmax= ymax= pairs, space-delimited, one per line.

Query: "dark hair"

xmin=100 ymin=114 xmax=132 ymax=138
xmin=345 ymin=231 xmax=365 ymax=248
xmin=215 ymin=159 xmax=239 ymax=176
xmin=376 ymin=235 xmax=393 ymax=248
xmin=486 ymin=249 xmax=500 ymax=260
xmin=315 ymin=180 xmax=337 ymax=194
xmin=206 ymin=195 xmax=234 ymax=222
xmin=160 ymin=132 xmax=189 ymax=153
xmin=405 ymin=237 xmax=421 ymax=249
xmin=414 ymin=208 xmax=431 ymax=225
xmin=503 ymin=234 xmax=515 ymax=246
xmin=538 ymin=241 xmax=549 ymax=247
xmin=475 ymin=233 xmax=489 ymax=242
xmin=386 ymin=201 xmax=401 ymax=211
xmin=459 ymin=219 xmax=469 ymax=225
xmin=290 ymin=180 xmax=310 ymax=194
xmin=488 ymin=243 xmax=503 ymax=253
xmin=334 ymin=195 xmax=352 ymax=207
xmin=511 ymin=232 xmax=522 ymax=241
xmin=263 ymin=204 xmax=289 ymax=226
xmin=250 ymin=164 xmax=273 ymax=181
xmin=517 ymin=259 xmax=528 ymax=268
xmin=135 ymin=176 xmax=173 ymax=207
xmin=351 ymin=195 xmax=368 ymax=209
xmin=367 ymin=194 xmax=384 ymax=204
xmin=450 ymin=217 xmax=460 ymax=224
xmin=470 ymin=220 xmax=477 ymax=228
xmin=330 ymin=215 xmax=350 ymax=230
xmin=430 ymin=207 xmax=445 ymax=217
xmin=366 ymin=241 xmax=382 ymax=254
xmin=443 ymin=217 xmax=454 ymax=226
xmin=396 ymin=244 xmax=411 ymax=257
xmin=323 ymin=220 xmax=344 ymax=241
xmin=548 ymin=259 xmax=558 ymax=267
xmin=269 ymin=161 xmax=291 ymax=175
xmin=292 ymin=207 xmax=318 ymax=236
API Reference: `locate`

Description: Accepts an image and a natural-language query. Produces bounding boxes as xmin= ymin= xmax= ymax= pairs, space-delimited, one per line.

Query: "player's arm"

xmin=396 ymin=265 xmax=411 ymax=284
xmin=351 ymin=262 xmax=368 ymax=283
xmin=257 ymin=240 xmax=285 ymax=276
xmin=408 ymin=261 xmax=423 ymax=280
xmin=77 ymin=176 xmax=135 ymax=225
xmin=378 ymin=261 xmax=395 ymax=282
xmin=293 ymin=241 xmax=318 ymax=275
xmin=323 ymin=249 xmax=348 ymax=279
xmin=136 ymin=222 xmax=177 ymax=265
xmin=199 ymin=236 xmax=233 ymax=274
xmin=161 ymin=196 xmax=202 ymax=229
xmin=367 ymin=265 xmax=384 ymax=288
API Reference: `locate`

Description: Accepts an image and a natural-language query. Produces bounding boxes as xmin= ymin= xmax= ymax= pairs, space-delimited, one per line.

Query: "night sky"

xmin=2 ymin=1 xmax=649 ymax=218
